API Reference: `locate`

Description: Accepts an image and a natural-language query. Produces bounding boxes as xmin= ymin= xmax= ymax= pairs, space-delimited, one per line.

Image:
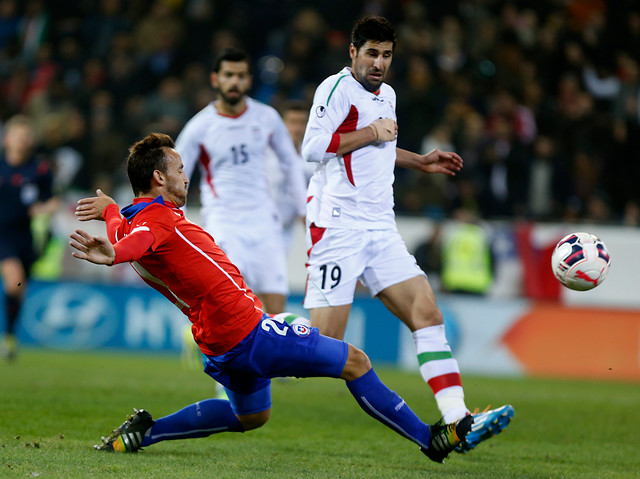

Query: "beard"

xmin=218 ymin=89 xmax=245 ymax=105
xmin=166 ymin=183 xmax=187 ymax=207
xmin=354 ymin=68 xmax=383 ymax=92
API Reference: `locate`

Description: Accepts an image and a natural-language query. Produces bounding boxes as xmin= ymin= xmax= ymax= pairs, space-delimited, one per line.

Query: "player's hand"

xmin=369 ymin=118 xmax=398 ymax=142
xmin=69 ymin=229 xmax=116 ymax=265
xmin=415 ymin=149 xmax=463 ymax=176
xmin=75 ymin=189 xmax=116 ymax=221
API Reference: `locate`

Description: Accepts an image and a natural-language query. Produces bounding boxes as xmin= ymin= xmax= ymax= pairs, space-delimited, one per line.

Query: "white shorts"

xmin=304 ymin=227 xmax=425 ymax=308
xmin=204 ymin=215 xmax=288 ymax=296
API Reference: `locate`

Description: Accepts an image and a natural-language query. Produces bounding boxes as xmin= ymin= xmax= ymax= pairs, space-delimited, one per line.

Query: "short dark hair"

xmin=351 ymin=16 xmax=396 ymax=51
xmin=212 ymin=47 xmax=250 ymax=72
xmin=127 ymin=133 xmax=175 ymax=196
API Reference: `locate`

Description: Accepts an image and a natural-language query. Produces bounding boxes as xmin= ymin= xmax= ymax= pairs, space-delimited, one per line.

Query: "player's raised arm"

xmin=69 ymin=229 xmax=116 ymax=265
xmin=395 ymin=147 xmax=463 ymax=176
xmin=75 ymin=189 xmax=117 ymax=221
xmin=71 ymin=220 xmax=155 ymax=266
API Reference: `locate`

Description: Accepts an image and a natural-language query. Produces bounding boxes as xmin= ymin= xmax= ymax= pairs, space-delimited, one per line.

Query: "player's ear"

xmin=349 ymin=43 xmax=357 ymax=61
xmin=152 ymin=169 xmax=165 ymax=186
xmin=210 ymin=72 xmax=218 ymax=89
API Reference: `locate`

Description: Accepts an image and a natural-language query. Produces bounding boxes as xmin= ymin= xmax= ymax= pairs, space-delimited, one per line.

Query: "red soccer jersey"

xmin=103 ymin=198 xmax=263 ymax=355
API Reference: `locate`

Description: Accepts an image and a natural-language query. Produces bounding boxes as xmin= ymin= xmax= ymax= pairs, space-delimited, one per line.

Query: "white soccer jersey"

xmin=302 ymin=67 xmax=398 ymax=230
xmin=176 ymin=97 xmax=307 ymax=226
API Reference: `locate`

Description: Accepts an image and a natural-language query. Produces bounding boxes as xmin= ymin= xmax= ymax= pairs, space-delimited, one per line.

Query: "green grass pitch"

xmin=1 ymin=349 xmax=639 ymax=478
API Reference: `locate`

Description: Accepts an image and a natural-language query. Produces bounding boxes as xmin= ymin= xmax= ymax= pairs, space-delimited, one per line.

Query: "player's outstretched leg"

xmin=346 ymin=368 xmax=472 ymax=463
xmin=95 ymin=400 xmax=244 ymax=452
xmin=455 ymin=404 xmax=515 ymax=453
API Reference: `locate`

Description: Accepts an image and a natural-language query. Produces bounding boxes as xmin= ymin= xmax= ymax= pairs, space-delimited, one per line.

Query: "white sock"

xmin=413 ymin=325 xmax=469 ymax=421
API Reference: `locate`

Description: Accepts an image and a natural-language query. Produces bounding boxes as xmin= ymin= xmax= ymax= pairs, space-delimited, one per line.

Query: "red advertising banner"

xmin=503 ymin=303 xmax=640 ymax=380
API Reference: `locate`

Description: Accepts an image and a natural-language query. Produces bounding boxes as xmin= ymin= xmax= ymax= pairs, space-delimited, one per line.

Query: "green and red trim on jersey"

xmin=323 ymin=73 xmax=360 ymax=186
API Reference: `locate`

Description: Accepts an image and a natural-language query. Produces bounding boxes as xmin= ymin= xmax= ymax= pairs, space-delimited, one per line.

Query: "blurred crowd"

xmin=1 ymin=0 xmax=639 ymax=224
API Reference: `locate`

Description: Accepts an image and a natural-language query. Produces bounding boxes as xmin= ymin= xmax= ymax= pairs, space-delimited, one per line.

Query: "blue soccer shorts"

xmin=204 ymin=313 xmax=349 ymax=416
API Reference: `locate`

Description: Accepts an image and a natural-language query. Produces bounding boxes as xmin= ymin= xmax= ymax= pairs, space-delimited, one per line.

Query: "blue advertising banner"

xmin=6 ymin=280 xmax=462 ymax=367
xmin=14 ymin=280 xmax=188 ymax=352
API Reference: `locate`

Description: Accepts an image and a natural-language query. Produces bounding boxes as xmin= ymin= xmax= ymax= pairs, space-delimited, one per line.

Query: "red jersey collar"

xmin=214 ymin=101 xmax=248 ymax=118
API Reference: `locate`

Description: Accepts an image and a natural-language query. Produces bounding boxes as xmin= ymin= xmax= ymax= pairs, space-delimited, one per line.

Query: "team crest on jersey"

xmin=292 ymin=324 xmax=311 ymax=337
xmin=316 ymin=105 xmax=326 ymax=118
xmin=252 ymin=126 xmax=261 ymax=140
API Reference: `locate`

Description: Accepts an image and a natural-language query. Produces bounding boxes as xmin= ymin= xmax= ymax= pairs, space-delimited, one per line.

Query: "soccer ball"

xmin=551 ymin=232 xmax=611 ymax=291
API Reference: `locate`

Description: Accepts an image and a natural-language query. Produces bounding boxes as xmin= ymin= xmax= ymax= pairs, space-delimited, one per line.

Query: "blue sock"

xmin=141 ymin=399 xmax=243 ymax=446
xmin=346 ymin=369 xmax=431 ymax=449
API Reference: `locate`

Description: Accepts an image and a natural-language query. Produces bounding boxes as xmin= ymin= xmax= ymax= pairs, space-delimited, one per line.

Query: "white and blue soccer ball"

xmin=551 ymin=232 xmax=611 ymax=291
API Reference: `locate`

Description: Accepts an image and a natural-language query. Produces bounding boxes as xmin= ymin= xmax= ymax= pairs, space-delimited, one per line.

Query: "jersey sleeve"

xmin=301 ymin=75 xmax=351 ymax=163
xmin=113 ymin=230 xmax=155 ymax=264
xmin=268 ymin=109 xmax=307 ymax=218
xmin=103 ymin=203 xmax=123 ymax=244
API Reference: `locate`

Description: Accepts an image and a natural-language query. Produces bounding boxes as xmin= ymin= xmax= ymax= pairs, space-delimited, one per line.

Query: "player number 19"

xmin=319 ymin=264 xmax=341 ymax=289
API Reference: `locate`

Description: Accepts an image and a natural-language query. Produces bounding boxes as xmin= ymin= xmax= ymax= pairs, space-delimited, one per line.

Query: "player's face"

xmin=283 ymin=109 xmax=309 ymax=149
xmin=161 ymin=148 xmax=189 ymax=207
xmin=350 ymin=40 xmax=393 ymax=92
xmin=3 ymin=123 xmax=35 ymax=166
xmin=211 ymin=61 xmax=252 ymax=106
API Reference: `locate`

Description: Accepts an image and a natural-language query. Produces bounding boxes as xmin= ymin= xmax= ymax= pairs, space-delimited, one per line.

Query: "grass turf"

xmin=1 ymin=348 xmax=639 ymax=478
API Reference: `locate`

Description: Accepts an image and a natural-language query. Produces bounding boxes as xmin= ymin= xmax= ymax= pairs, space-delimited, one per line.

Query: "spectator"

xmin=0 ymin=0 xmax=636 ymax=224
xmin=0 ymin=114 xmax=58 ymax=360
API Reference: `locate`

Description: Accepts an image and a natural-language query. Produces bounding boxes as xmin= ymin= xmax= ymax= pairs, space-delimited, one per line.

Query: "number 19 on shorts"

xmin=318 ymin=263 xmax=341 ymax=290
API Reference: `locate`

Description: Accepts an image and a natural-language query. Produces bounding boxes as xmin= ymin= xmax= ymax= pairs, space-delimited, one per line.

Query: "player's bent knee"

xmin=237 ymin=409 xmax=271 ymax=431
xmin=425 ymin=307 xmax=444 ymax=325
xmin=340 ymin=344 xmax=372 ymax=381
xmin=412 ymin=303 xmax=443 ymax=329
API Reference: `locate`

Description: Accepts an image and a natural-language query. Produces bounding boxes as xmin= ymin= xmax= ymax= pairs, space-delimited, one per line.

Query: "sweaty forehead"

xmin=359 ymin=40 xmax=394 ymax=53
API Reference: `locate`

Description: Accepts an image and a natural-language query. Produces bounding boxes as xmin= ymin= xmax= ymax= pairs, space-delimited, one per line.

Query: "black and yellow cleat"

xmin=421 ymin=414 xmax=473 ymax=463
xmin=94 ymin=408 xmax=155 ymax=452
